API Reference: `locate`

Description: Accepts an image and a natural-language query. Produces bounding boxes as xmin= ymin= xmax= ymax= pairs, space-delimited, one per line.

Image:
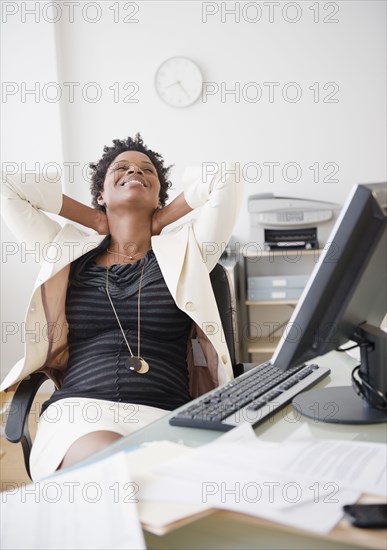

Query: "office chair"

xmin=4 ymin=263 xmax=244 ymax=479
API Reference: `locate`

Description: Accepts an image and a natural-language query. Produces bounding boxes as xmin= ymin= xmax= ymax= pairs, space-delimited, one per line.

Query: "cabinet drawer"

xmin=247 ymin=275 xmax=309 ymax=289
xmin=247 ymin=288 xmax=305 ymax=301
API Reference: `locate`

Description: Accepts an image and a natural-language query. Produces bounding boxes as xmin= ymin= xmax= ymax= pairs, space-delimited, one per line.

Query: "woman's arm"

xmin=60 ymin=195 xmax=109 ymax=235
xmin=151 ymin=193 xmax=193 ymax=235
xmin=1 ymin=173 xmax=64 ymax=250
xmin=1 ymin=174 xmax=109 ymax=260
xmin=151 ymin=163 xmax=244 ymax=270
xmin=181 ymin=162 xmax=245 ymax=271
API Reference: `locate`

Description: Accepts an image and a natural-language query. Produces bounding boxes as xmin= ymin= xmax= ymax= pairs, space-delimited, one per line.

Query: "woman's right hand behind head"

xmin=94 ymin=210 xmax=110 ymax=235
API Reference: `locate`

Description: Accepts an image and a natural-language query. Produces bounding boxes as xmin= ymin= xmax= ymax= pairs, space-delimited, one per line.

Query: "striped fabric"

xmin=41 ymin=240 xmax=192 ymax=414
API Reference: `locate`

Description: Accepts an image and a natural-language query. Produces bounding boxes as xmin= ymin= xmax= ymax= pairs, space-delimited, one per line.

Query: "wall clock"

xmin=155 ymin=57 xmax=203 ymax=107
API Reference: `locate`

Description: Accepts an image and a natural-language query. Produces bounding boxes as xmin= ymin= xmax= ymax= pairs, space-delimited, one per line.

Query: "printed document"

xmin=139 ymin=435 xmax=386 ymax=534
xmin=1 ymin=451 xmax=145 ymax=550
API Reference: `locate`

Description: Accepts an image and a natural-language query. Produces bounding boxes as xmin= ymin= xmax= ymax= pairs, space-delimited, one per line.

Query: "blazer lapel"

xmin=35 ymin=224 xmax=105 ymax=288
xmin=151 ymin=223 xmax=189 ymax=299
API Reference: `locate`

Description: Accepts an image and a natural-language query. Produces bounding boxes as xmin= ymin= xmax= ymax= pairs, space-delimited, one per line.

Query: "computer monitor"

xmin=271 ymin=182 xmax=387 ymax=424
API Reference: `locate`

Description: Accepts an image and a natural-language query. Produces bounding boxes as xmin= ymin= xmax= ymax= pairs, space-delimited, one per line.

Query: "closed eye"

xmin=110 ymin=163 xmax=156 ymax=174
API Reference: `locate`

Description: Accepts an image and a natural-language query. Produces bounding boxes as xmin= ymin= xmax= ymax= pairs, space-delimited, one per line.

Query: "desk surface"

xmin=88 ymin=351 xmax=387 ymax=550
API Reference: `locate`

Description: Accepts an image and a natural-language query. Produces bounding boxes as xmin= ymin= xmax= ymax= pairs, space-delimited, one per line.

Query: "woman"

xmin=1 ymin=134 xmax=244 ymax=480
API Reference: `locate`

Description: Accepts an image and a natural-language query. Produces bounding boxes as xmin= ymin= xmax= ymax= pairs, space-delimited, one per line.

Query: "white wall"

xmin=1 ymin=0 xmax=386 ymax=373
xmin=1 ymin=6 xmax=62 ymax=373
xmin=55 ymin=0 xmax=386 ymax=240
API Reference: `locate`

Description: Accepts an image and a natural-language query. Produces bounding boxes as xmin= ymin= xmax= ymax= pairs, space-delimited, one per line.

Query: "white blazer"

xmin=0 ymin=163 xmax=244 ymax=409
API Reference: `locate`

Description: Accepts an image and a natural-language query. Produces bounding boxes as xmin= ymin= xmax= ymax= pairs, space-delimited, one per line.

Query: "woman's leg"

xmin=30 ymin=400 xmax=168 ymax=480
xmin=58 ymin=430 xmax=123 ymax=470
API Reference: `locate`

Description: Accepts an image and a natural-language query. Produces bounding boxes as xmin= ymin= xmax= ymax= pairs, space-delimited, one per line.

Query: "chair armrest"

xmin=5 ymin=372 xmax=48 ymax=479
xmin=233 ymin=362 xmax=258 ymax=376
xmin=233 ymin=363 xmax=245 ymax=377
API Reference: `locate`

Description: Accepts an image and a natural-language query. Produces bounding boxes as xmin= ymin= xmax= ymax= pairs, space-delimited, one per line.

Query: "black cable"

xmin=351 ymin=365 xmax=387 ymax=411
xmin=336 ymin=343 xmax=360 ymax=353
xmin=338 ymin=337 xmax=387 ymax=409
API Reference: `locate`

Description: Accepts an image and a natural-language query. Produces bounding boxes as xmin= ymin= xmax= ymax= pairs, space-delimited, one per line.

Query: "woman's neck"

xmin=107 ymin=212 xmax=152 ymax=256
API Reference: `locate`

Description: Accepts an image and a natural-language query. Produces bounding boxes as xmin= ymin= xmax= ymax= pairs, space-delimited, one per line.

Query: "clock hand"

xmin=165 ymin=80 xmax=180 ymax=89
xmin=176 ymin=80 xmax=190 ymax=99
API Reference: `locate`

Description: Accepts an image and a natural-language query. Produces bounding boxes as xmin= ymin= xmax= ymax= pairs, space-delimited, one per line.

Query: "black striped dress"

xmin=41 ymin=239 xmax=193 ymax=414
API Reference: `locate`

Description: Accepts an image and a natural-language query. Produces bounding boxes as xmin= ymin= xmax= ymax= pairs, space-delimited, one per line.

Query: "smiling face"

xmin=98 ymin=151 xmax=161 ymax=213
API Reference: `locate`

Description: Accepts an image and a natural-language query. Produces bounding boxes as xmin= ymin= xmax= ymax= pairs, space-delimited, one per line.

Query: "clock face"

xmin=155 ymin=57 xmax=203 ymax=107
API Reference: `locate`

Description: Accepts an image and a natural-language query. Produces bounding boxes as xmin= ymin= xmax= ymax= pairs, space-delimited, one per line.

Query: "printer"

xmin=248 ymin=193 xmax=342 ymax=250
xmin=246 ymin=193 xmax=342 ymax=303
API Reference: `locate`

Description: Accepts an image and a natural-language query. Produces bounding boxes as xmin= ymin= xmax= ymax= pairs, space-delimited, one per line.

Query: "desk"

xmin=89 ymin=350 xmax=387 ymax=550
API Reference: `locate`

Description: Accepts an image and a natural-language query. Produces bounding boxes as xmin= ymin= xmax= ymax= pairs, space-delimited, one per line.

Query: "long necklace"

xmin=105 ymin=260 xmax=149 ymax=374
xmin=107 ymin=248 xmax=148 ymax=262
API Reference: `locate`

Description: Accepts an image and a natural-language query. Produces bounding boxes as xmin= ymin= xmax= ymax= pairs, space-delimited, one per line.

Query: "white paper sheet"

xmin=255 ymin=438 xmax=387 ymax=498
xmin=139 ymin=470 xmax=359 ymax=534
xmin=137 ymin=436 xmax=386 ymax=534
xmin=154 ymin=437 xmax=386 ymax=498
xmin=124 ymin=440 xmax=212 ymax=529
xmin=0 ymin=452 xmax=146 ymax=550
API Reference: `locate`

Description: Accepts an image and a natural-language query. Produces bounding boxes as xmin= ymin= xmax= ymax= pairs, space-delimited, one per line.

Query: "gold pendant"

xmin=128 ymin=356 xmax=149 ymax=374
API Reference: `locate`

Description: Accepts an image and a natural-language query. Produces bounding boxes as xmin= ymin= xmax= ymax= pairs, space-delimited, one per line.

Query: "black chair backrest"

xmin=210 ymin=263 xmax=242 ymax=376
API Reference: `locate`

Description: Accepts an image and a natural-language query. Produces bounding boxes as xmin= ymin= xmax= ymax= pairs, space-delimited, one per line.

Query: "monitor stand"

xmin=293 ymin=386 xmax=387 ymax=424
xmin=293 ymin=324 xmax=387 ymax=424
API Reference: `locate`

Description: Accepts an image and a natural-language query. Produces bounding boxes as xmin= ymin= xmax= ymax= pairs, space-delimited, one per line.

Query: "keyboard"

xmin=169 ymin=361 xmax=331 ymax=431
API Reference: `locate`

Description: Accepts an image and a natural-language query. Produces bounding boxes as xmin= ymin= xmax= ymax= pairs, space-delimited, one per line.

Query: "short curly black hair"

xmin=89 ymin=133 xmax=173 ymax=211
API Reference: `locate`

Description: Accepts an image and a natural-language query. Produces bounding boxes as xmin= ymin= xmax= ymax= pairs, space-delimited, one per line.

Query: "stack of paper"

xmin=137 ymin=425 xmax=386 ymax=534
xmin=2 ymin=425 xmax=385 ymax=546
xmin=1 ymin=452 xmax=146 ymax=550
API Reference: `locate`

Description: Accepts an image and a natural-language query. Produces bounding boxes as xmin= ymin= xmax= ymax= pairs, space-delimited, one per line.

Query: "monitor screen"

xmin=271 ymin=182 xmax=387 ymax=423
